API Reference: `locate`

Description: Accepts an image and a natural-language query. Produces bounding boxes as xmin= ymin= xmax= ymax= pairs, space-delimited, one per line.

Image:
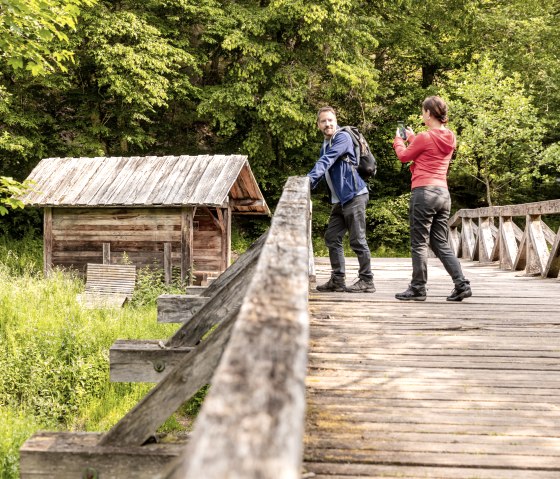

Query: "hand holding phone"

xmin=397 ymin=121 xmax=407 ymax=140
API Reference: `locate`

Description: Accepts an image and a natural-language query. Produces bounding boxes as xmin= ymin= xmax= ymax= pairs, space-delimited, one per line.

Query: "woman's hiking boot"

xmin=446 ymin=282 xmax=472 ymax=301
xmin=395 ymin=285 xmax=427 ymax=301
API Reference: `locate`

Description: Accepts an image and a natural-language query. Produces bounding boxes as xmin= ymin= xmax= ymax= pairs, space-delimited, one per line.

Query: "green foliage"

xmin=444 ymin=57 xmax=544 ymax=206
xmin=0 ymin=0 xmax=97 ymax=75
xmin=0 ymin=177 xmax=34 ymax=216
xmin=0 ymin=408 xmax=43 ymax=479
xmin=0 ymin=241 xmax=181 ymax=477
xmin=366 ymin=193 xmax=410 ymax=254
xmin=130 ymin=264 xmax=186 ymax=308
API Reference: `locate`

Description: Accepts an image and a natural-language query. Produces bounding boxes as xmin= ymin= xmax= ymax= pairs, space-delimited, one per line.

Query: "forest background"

xmin=1 ymin=0 xmax=559 ymax=253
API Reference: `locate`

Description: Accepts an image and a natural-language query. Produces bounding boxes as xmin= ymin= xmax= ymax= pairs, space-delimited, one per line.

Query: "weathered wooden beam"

xmin=449 ymin=226 xmax=461 ymax=258
xmin=103 ymin=242 xmax=111 ymax=264
xmin=109 ymin=340 xmax=194 ymax=383
xmin=180 ymin=207 xmax=194 ymax=285
xmin=166 ymin=233 xmax=265 ymax=349
xmin=157 ymin=294 xmax=210 ymax=323
xmin=477 ymin=217 xmax=494 ymax=263
xmin=102 ymin=306 xmax=237 ymax=447
xmin=165 ymin=176 xmax=310 ymax=479
xmin=109 ymin=234 xmax=265 ymax=383
xmin=451 ymin=199 xmax=560 ymax=220
xmin=526 ymin=215 xmax=550 ymax=276
xmin=44 ymin=207 xmax=53 ymax=276
xmin=460 ymin=218 xmax=476 ymax=260
xmin=20 ymin=432 xmax=185 ymax=479
xmin=164 ymin=242 xmax=172 ymax=285
xmin=544 ymin=226 xmax=560 ymax=278
xmin=499 ymin=217 xmax=519 ymax=270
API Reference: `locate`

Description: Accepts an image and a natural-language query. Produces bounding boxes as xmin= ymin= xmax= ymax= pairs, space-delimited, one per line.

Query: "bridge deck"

xmin=304 ymin=257 xmax=560 ymax=479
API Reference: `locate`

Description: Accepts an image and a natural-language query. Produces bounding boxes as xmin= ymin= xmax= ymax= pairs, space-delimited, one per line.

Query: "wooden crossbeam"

xmin=157 ymin=295 xmax=210 ymax=323
xmin=109 ymin=233 xmax=265 ymax=382
xmin=20 ymin=432 xmax=185 ymax=479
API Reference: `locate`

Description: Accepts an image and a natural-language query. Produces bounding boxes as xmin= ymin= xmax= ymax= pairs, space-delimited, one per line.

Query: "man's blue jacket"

xmin=307 ymin=128 xmax=367 ymax=206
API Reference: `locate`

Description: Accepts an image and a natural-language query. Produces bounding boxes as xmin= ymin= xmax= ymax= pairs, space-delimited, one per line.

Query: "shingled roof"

xmin=21 ymin=155 xmax=270 ymax=215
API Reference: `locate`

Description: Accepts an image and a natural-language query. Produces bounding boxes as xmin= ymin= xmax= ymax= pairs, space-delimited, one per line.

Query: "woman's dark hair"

xmin=422 ymin=96 xmax=449 ymax=124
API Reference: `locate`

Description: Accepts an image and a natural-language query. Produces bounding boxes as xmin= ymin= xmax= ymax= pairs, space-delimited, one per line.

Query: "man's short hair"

xmin=317 ymin=106 xmax=336 ymax=121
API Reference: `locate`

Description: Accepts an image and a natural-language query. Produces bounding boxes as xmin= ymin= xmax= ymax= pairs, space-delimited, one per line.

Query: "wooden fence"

xmin=449 ymin=199 xmax=560 ymax=278
xmin=20 ymin=176 xmax=311 ymax=479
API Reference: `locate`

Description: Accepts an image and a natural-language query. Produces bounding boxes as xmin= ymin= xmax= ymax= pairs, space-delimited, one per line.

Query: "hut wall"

xmin=49 ymin=207 xmax=223 ymax=276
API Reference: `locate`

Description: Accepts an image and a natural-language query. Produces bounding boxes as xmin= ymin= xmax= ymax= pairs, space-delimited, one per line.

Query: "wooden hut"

xmin=21 ymin=155 xmax=270 ymax=284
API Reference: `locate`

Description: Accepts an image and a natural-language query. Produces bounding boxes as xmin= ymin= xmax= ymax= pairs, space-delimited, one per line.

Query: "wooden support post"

xmin=544 ymin=226 xmax=560 ymax=278
xmin=448 ymin=226 xmax=461 ymax=258
xmin=499 ymin=216 xmax=519 ymax=270
xmin=164 ymin=242 xmax=172 ymax=285
xmin=103 ymin=243 xmax=111 ymax=265
xmin=103 ymin=309 xmax=237 ymax=447
xmin=477 ymin=217 xmax=494 ymax=263
xmin=43 ymin=208 xmax=53 ymax=277
xmin=460 ymin=217 xmax=476 ymax=260
xmin=181 ymin=207 xmax=194 ymax=285
xmin=527 ymin=214 xmax=550 ymax=276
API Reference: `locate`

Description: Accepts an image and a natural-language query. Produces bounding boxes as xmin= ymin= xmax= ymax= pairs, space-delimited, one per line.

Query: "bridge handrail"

xmin=449 ymin=198 xmax=560 ymax=227
xmin=163 ymin=176 xmax=311 ymax=479
xmin=448 ymin=198 xmax=560 ymax=278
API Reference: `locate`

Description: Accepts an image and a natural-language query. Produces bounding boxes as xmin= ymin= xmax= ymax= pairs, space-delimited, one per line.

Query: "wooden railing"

xmin=20 ymin=176 xmax=311 ymax=479
xmin=449 ymin=199 xmax=560 ymax=278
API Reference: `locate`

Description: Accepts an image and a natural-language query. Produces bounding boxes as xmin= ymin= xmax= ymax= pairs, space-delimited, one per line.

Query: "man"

xmin=307 ymin=106 xmax=375 ymax=293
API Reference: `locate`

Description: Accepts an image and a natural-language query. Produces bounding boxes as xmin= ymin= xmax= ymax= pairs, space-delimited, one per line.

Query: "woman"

xmin=393 ymin=96 xmax=471 ymax=302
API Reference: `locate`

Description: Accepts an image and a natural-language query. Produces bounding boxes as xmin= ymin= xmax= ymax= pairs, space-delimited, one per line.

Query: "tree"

xmin=0 ymin=0 xmax=96 ymax=75
xmin=445 ymin=57 xmax=544 ymax=206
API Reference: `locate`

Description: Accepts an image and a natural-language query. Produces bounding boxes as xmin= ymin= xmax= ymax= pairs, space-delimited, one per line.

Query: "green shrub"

xmin=0 ymin=407 xmax=43 ymax=479
xmin=366 ymin=193 xmax=411 ymax=255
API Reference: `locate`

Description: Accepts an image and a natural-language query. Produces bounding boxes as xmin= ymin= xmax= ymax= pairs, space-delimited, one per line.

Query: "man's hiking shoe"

xmin=446 ymin=283 xmax=472 ymax=302
xmin=346 ymin=278 xmax=376 ymax=293
xmin=395 ymin=285 xmax=426 ymax=301
xmin=316 ymin=277 xmax=346 ymax=292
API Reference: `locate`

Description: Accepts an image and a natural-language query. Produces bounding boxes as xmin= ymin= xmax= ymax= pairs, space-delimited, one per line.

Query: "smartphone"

xmin=397 ymin=121 xmax=407 ymax=140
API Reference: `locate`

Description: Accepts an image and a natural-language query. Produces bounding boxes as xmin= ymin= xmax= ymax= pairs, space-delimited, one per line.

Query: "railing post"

xmin=461 ymin=217 xmax=476 ymax=260
xmin=477 ymin=217 xmax=494 ymax=263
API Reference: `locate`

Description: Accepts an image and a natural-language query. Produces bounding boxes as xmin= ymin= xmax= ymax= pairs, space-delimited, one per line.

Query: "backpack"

xmin=337 ymin=126 xmax=377 ymax=180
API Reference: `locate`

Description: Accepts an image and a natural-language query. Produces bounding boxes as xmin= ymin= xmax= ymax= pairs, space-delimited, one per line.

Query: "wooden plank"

xmin=305 ymin=256 xmax=560 ymax=479
xmin=166 ymin=176 xmax=310 ymax=479
xmin=544 ymin=226 xmax=560 ymax=278
xmin=20 ymin=432 xmax=185 ymax=479
xmin=43 ymin=207 xmax=53 ymax=276
xmin=181 ymin=207 xmax=194 ymax=285
xmin=102 ymin=305 xmax=236 ymax=447
xmin=109 ymin=340 xmax=194 ymax=382
xmin=156 ymin=295 xmax=210 ymax=323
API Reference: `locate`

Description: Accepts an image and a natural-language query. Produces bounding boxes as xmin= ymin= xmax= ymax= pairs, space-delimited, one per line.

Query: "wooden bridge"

xmin=20 ymin=177 xmax=560 ymax=478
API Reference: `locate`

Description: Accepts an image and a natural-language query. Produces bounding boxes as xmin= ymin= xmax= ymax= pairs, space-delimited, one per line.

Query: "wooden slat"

xmin=20 ymin=432 xmax=184 ymax=479
xmin=304 ymin=257 xmax=560 ymax=479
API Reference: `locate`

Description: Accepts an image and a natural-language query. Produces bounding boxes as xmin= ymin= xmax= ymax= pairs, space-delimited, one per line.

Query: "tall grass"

xmin=0 ymin=237 xmax=198 ymax=479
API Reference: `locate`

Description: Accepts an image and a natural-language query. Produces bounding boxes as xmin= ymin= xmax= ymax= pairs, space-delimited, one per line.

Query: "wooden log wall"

xmin=448 ymin=199 xmax=560 ymax=278
xmin=47 ymin=206 xmax=229 ymax=278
